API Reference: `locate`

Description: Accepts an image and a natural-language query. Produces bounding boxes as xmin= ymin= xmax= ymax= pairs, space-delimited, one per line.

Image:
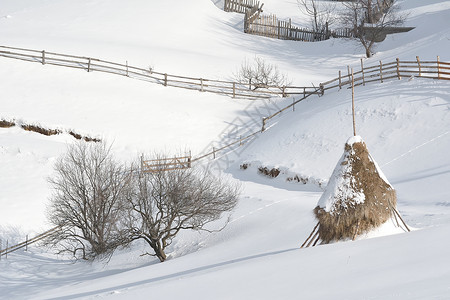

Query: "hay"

xmin=314 ymin=136 xmax=396 ymax=244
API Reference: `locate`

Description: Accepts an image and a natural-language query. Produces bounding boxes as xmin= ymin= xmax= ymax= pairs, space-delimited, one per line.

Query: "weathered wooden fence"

xmin=141 ymin=155 xmax=192 ymax=173
xmin=224 ymin=0 xmax=262 ymax=13
xmin=2 ymin=57 xmax=449 ymax=258
xmin=0 ymin=226 xmax=61 ymax=258
xmin=193 ymin=57 xmax=450 ymax=161
xmin=0 ymin=45 xmax=318 ymax=99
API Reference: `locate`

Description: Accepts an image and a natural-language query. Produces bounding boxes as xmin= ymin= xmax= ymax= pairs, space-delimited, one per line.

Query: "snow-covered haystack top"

xmin=314 ymin=136 xmax=396 ymax=243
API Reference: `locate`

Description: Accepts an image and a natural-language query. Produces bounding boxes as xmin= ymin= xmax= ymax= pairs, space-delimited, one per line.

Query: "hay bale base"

xmin=314 ymin=136 xmax=397 ymax=244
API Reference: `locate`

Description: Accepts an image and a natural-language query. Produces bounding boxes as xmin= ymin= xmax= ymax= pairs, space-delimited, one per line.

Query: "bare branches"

xmin=46 ymin=141 xmax=132 ymax=260
xmin=125 ymin=155 xmax=240 ymax=262
xmin=297 ymin=0 xmax=336 ymax=33
xmin=234 ymin=56 xmax=291 ymax=91
xmin=339 ymin=0 xmax=406 ymax=57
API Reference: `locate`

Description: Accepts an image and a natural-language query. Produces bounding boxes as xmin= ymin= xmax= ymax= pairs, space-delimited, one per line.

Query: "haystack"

xmin=303 ymin=136 xmax=401 ymax=247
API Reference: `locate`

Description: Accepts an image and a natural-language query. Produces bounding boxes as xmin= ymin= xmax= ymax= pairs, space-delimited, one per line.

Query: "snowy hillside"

xmin=1 ymin=0 xmax=450 ymax=299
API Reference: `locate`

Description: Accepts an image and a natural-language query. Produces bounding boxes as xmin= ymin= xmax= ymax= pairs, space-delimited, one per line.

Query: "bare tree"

xmin=46 ymin=141 xmax=132 ymax=260
xmin=340 ymin=0 xmax=405 ymax=58
xmin=234 ymin=56 xmax=290 ymax=92
xmin=125 ymin=157 xmax=240 ymax=262
xmin=297 ymin=0 xmax=336 ymax=34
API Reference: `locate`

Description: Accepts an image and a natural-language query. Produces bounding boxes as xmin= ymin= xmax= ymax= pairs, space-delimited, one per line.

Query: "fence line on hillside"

xmin=0 ymin=226 xmax=61 ymax=258
xmin=1 ymin=57 xmax=449 ymax=257
xmin=191 ymin=56 xmax=450 ymax=162
xmin=0 ymin=45 xmax=318 ymax=99
xmin=225 ymin=0 xmax=353 ymax=42
xmin=224 ymin=0 xmax=262 ymax=13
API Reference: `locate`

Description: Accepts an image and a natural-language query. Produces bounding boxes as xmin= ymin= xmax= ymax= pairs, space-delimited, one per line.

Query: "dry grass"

xmin=0 ymin=119 xmax=15 ymax=128
xmin=258 ymin=166 xmax=281 ymax=178
xmin=21 ymin=124 xmax=62 ymax=136
xmin=314 ymin=140 xmax=396 ymax=243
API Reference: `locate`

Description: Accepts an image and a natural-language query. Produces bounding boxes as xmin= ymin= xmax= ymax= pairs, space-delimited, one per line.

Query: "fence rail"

xmin=0 ymin=45 xmax=318 ymax=99
xmin=2 ymin=55 xmax=449 ymax=258
xmin=0 ymin=226 xmax=61 ymax=258
xmin=224 ymin=0 xmax=262 ymax=13
xmin=191 ymin=56 xmax=450 ymax=162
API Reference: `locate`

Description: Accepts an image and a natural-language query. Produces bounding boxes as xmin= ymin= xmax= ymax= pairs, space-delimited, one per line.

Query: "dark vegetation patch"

xmin=0 ymin=119 xmax=15 ymax=128
xmin=258 ymin=166 xmax=280 ymax=178
xmin=286 ymin=174 xmax=308 ymax=184
xmin=21 ymin=124 xmax=62 ymax=136
xmin=240 ymin=163 xmax=250 ymax=170
xmin=1 ymin=118 xmax=100 ymax=142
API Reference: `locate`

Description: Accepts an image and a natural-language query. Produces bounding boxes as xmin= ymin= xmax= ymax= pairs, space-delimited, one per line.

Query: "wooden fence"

xmin=0 ymin=45 xmax=318 ymax=99
xmin=0 ymin=226 xmax=61 ymax=258
xmin=2 ymin=57 xmax=448 ymax=258
xmin=192 ymin=57 xmax=450 ymax=162
xmin=141 ymin=155 xmax=192 ymax=173
xmin=224 ymin=0 xmax=262 ymax=13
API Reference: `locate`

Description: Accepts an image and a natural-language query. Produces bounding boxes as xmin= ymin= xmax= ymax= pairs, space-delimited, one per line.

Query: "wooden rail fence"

xmin=0 ymin=226 xmax=61 ymax=258
xmin=192 ymin=56 xmax=450 ymax=162
xmin=0 ymin=45 xmax=318 ymax=99
xmin=2 ymin=57 xmax=448 ymax=258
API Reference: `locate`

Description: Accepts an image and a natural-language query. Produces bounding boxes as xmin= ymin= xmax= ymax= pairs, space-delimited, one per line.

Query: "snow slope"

xmin=1 ymin=0 xmax=450 ymax=299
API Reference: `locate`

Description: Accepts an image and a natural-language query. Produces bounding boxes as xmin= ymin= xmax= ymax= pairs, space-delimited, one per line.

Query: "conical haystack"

xmin=314 ymin=136 xmax=397 ymax=244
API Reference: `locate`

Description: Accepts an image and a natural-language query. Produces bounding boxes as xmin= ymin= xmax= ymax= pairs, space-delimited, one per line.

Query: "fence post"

xmin=6 ymin=240 xmax=8 ymax=259
xmin=200 ymin=78 xmax=204 ymax=92
xmin=416 ymin=56 xmax=421 ymax=77
xmin=360 ymin=58 xmax=365 ymax=86
xmin=303 ymin=87 xmax=306 ymax=98
xmin=379 ymin=61 xmax=383 ymax=83
xmin=339 ymin=70 xmax=342 ymax=89
xmin=233 ymin=82 xmax=236 ymax=98
xmin=396 ymin=58 xmax=401 ymax=80
xmin=249 ymin=79 xmax=252 ymax=90
xmin=41 ymin=50 xmax=46 ymax=65
xmin=212 ymin=147 xmax=216 ymax=159
xmin=164 ymin=73 xmax=168 ymax=86
xmin=126 ymin=61 xmax=129 ymax=77
xmin=261 ymin=117 xmax=267 ymax=132
xmin=437 ymin=56 xmax=441 ymax=79
xmin=351 ymin=68 xmax=356 ymax=137
xmin=292 ymin=98 xmax=295 ymax=111
xmin=282 ymin=86 xmax=286 ymax=97
xmin=87 ymin=58 xmax=91 ymax=72
xmin=26 ymin=235 xmax=28 ymax=252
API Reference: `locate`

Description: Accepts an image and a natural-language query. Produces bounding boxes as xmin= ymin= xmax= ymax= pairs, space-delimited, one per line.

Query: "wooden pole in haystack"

xmin=351 ymin=68 xmax=356 ymax=137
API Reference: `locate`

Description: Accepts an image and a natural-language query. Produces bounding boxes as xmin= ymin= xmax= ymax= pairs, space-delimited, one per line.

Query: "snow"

xmin=317 ymin=136 xmax=367 ymax=213
xmin=1 ymin=0 xmax=450 ymax=299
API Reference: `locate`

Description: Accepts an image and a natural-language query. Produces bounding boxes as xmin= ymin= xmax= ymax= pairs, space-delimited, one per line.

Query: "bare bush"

xmin=234 ymin=57 xmax=290 ymax=91
xmin=46 ymin=141 xmax=132 ymax=260
xmin=125 ymin=157 xmax=240 ymax=262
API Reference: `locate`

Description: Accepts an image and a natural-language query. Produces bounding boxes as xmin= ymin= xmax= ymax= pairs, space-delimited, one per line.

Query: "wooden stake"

xmin=437 ymin=55 xmax=441 ymax=79
xmin=232 ymin=82 xmax=236 ymax=98
xmin=351 ymin=68 xmax=356 ymax=137
xmin=361 ymin=58 xmax=365 ymax=86
xmin=301 ymin=222 xmax=319 ymax=248
xmin=41 ymin=50 xmax=45 ymax=65
xmin=126 ymin=60 xmax=129 ymax=77
xmin=379 ymin=60 xmax=383 ymax=83
xmin=306 ymin=231 xmax=319 ymax=248
xmin=200 ymin=78 xmax=204 ymax=92
xmin=396 ymin=58 xmax=401 ymax=80
xmin=339 ymin=70 xmax=342 ymax=89
xmin=416 ymin=56 xmax=422 ymax=77
xmin=87 ymin=58 xmax=91 ymax=72
xmin=164 ymin=73 xmax=168 ymax=86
